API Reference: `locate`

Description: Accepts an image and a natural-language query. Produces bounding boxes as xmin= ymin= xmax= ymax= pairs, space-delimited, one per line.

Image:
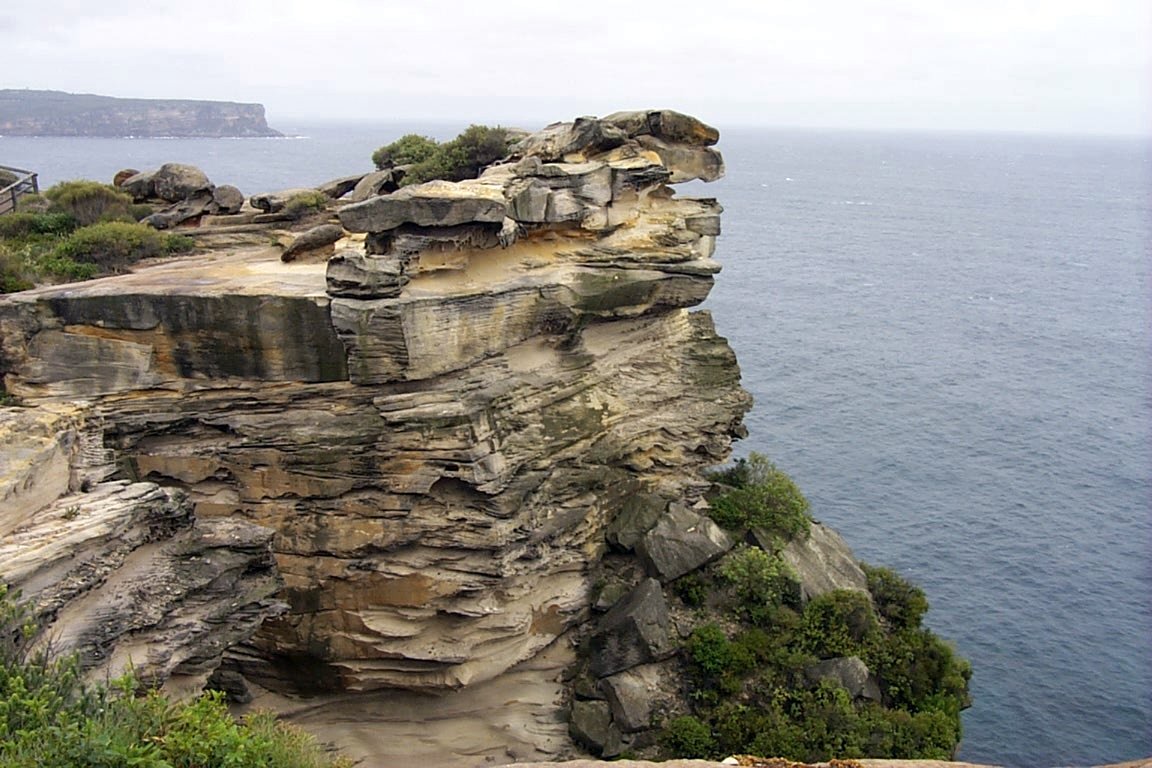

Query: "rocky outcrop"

xmin=779 ymin=522 xmax=870 ymax=602
xmin=118 ymin=162 xmax=246 ymax=229
xmin=0 ymin=89 xmax=283 ymax=137
xmin=0 ymin=110 xmax=749 ymax=705
xmin=0 ymin=406 xmax=283 ymax=690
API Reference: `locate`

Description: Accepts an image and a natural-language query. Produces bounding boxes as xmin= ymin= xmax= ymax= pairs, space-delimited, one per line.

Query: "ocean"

xmin=3 ymin=122 xmax=1149 ymax=767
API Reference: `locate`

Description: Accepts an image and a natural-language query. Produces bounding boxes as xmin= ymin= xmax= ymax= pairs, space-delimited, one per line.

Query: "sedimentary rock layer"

xmin=0 ymin=110 xmax=750 ymax=697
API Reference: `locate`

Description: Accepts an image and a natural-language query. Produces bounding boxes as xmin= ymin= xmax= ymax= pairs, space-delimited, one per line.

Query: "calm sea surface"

xmin=3 ymin=123 xmax=1149 ymax=767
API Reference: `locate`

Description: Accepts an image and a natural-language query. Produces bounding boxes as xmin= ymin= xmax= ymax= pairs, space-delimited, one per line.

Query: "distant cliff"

xmin=0 ymin=89 xmax=283 ymax=137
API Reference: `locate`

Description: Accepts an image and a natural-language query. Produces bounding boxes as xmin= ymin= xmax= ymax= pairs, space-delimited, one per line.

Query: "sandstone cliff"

xmin=0 ymin=89 xmax=283 ymax=137
xmin=0 ymin=111 xmax=747 ymax=716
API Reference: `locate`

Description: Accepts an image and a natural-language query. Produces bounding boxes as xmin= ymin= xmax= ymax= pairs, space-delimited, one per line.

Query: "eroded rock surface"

xmin=0 ymin=109 xmax=751 ymax=758
xmin=0 ymin=407 xmax=283 ymax=690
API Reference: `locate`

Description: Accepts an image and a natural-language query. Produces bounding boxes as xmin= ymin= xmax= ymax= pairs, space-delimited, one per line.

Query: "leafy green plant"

xmin=673 ymin=572 xmax=709 ymax=607
xmin=382 ymin=126 xmax=513 ymax=187
xmin=372 ymin=133 xmax=439 ymax=170
xmin=707 ymin=452 xmax=811 ymax=540
xmin=0 ymin=586 xmax=351 ymax=767
xmin=51 ymin=221 xmax=185 ymax=271
xmin=43 ymin=180 xmax=133 ymax=226
xmin=283 ymin=190 xmax=329 ymax=219
xmin=800 ymin=589 xmax=879 ymax=659
xmin=660 ymin=715 xmax=716 ymax=759
xmin=864 ymin=564 xmax=929 ymax=631
xmin=663 ymin=557 xmax=969 ymax=762
xmin=720 ymin=545 xmax=800 ymax=617
xmin=0 ymin=212 xmax=76 ymax=239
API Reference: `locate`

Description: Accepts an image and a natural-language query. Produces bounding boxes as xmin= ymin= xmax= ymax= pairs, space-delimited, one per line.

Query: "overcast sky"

xmin=2 ymin=0 xmax=1148 ymax=135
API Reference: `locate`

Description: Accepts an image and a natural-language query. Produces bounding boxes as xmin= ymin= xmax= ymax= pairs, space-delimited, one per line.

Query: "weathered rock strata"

xmin=0 ymin=111 xmax=751 ymax=711
xmin=0 ymin=406 xmax=283 ymax=690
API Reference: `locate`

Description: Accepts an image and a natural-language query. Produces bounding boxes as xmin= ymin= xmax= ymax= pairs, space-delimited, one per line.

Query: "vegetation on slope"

xmin=659 ymin=453 xmax=971 ymax=761
xmin=0 ymin=181 xmax=191 ymax=292
xmin=0 ymin=585 xmax=350 ymax=767
xmin=371 ymin=125 xmax=515 ymax=185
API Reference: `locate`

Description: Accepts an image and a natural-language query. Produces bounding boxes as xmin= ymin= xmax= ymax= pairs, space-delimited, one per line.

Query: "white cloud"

xmin=2 ymin=0 xmax=1148 ymax=134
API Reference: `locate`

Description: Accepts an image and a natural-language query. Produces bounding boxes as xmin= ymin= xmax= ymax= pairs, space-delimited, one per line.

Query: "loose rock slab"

xmin=589 ymin=579 xmax=675 ymax=678
xmin=636 ymin=502 xmax=734 ymax=581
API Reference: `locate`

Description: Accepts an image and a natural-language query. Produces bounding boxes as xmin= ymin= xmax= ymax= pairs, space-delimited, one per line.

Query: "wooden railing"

xmin=0 ymin=165 xmax=39 ymax=216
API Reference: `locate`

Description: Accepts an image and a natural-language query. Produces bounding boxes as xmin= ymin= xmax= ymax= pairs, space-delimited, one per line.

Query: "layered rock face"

xmin=0 ymin=89 xmax=283 ymax=137
xmin=0 ymin=405 xmax=283 ymax=690
xmin=0 ymin=110 xmax=750 ymax=700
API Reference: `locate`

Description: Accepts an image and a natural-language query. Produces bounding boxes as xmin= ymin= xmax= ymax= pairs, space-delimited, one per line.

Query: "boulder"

xmin=512 ymin=115 xmax=628 ymax=162
xmin=602 ymin=109 xmax=720 ymax=147
xmin=589 ymin=579 xmax=674 ymax=678
xmin=120 ymin=169 xmax=157 ymax=201
xmin=569 ymin=699 xmax=613 ymax=753
xmin=152 ymin=162 xmax=212 ymax=202
xmin=281 ymin=223 xmax=345 ymax=262
xmin=636 ymin=502 xmax=734 ymax=581
xmin=805 ymin=656 xmax=882 ymax=702
xmin=338 ymin=180 xmax=507 ymax=233
xmin=209 ymin=184 xmax=245 ymax=214
xmin=142 ymin=190 xmax=214 ymax=229
xmin=112 ymin=168 xmax=139 ymax=187
xmin=348 ymin=169 xmax=401 ymax=202
xmin=605 ymin=493 xmax=666 ymax=551
xmin=600 ymin=665 xmax=663 ymax=732
xmin=777 ymin=521 xmax=870 ymax=603
xmin=366 ymin=221 xmax=510 ymax=257
xmin=317 ymin=173 xmax=367 ymax=200
xmin=249 ymin=188 xmax=316 ymax=214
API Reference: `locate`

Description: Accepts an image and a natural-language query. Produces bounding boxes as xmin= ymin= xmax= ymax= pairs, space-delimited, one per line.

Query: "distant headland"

xmin=0 ymin=89 xmax=283 ymax=138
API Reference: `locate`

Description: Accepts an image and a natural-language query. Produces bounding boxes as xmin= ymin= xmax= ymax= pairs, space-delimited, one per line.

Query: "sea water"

xmin=2 ymin=123 xmax=1149 ymax=767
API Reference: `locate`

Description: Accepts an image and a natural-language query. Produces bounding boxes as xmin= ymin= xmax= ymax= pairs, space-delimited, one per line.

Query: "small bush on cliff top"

xmin=0 ymin=212 xmax=76 ymax=239
xmin=370 ymin=125 xmax=515 ymax=186
xmin=0 ymin=585 xmax=351 ymax=767
xmin=44 ymin=179 xmax=133 ymax=226
xmin=372 ymin=133 xmax=439 ymax=170
xmin=283 ymin=189 xmax=330 ymax=219
xmin=51 ymin=220 xmax=189 ymax=272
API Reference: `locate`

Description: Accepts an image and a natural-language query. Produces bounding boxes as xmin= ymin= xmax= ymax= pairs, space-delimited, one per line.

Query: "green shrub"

xmin=707 ymin=452 xmax=811 ymax=540
xmin=673 ymin=572 xmax=709 ymax=607
xmin=129 ymin=203 xmax=156 ymax=221
xmin=372 ymin=133 xmax=439 ymax=170
xmin=720 ymin=546 xmax=800 ymax=618
xmin=165 ymin=233 xmax=195 ymax=253
xmin=864 ymin=565 xmax=929 ymax=631
xmin=0 ymin=212 xmax=76 ymax=239
xmin=866 ymin=627 xmax=970 ymax=714
xmin=660 ymin=715 xmax=716 ymax=759
xmin=13 ymin=193 xmax=51 ymax=213
xmin=0 ymin=586 xmax=350 ymax=767
xmin=44 ymin=180 xmax=133 ymax=226
xmin=402 ymin=125 xmax=514 ymax=185
xmin=0 ymin=248 xmax=33 ymax=293
xmin=1 ymin=238 xmax=99 ymax=291
xmin=658 ymin=477 xmax=969 ymax=763
xmin=52 ymin=221 xmax=183 ymax=271
xmin=283 ymin=190 xmax=329 ymax=219
xmin=800 ymin=589 xmax=879 ymax=659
